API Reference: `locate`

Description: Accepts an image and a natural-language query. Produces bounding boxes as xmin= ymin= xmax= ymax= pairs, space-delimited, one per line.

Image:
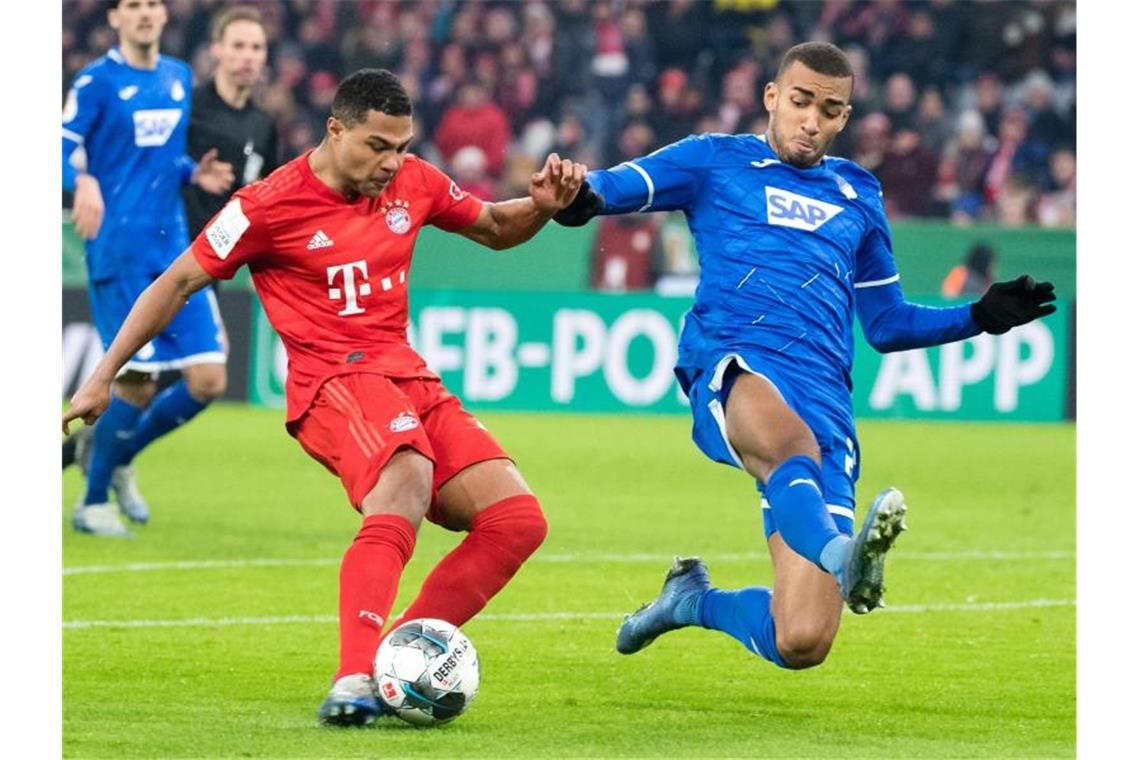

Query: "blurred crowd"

xmin=63 ymin=0 xmax=1076 ymax=231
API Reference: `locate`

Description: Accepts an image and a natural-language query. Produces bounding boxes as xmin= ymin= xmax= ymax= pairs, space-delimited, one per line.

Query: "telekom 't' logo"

xmin=327 ymin=261 xmax=371 ymax=316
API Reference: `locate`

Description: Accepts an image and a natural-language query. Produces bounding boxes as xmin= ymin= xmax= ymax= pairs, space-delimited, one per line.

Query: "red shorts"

xmin=290 ymin=373 xmax=509 ymax=513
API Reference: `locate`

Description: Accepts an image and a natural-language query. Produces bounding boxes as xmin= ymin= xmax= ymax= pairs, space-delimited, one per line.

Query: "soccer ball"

xmin=374 ymin=618 xmax=480 ymax=726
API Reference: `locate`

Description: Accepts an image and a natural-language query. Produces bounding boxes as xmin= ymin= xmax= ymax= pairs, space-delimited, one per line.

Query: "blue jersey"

xmin=62 ymin=48 xmax=195 ymax=282
xmin=587 ymin=133 xmax=977 ymax=393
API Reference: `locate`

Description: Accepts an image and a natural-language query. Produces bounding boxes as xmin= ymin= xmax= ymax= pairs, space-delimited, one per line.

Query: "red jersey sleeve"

xmin=416 ymin=157 xmax=485 ymax=232
xmin=190 ymin=192 xmax=273 ymax=280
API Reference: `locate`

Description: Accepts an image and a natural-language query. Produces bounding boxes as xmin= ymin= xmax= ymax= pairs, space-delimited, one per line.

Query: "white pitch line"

xmin=63 ymin=599 xmax=1074 ymax=631
xmin=62 ymin=550 xmax=1073 ymax=577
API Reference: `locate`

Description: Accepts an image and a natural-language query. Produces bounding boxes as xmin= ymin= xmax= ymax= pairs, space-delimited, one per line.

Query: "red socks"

xmin=387 ymin=494 xmax=547 ymax=632
xmin=335 ymin=514 xmax=417 ymax=680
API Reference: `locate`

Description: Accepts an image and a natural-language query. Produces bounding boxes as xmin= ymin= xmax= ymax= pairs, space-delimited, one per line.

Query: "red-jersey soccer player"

xmin=63 ymin=69 xmax=587 ymax=726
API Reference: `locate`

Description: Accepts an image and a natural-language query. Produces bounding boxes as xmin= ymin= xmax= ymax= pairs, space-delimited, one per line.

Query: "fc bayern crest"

xmin=383 ymin=199 xmax=412 ymax=234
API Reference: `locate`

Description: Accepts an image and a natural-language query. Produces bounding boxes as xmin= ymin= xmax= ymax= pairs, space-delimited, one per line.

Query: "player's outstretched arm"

xmin=457 ymin=153 xmax=586 ymax=250
xmin=855 ymin=274 xmax=1056 ymax=353
xmin=62 ymin=250 xmax=216 ymax=434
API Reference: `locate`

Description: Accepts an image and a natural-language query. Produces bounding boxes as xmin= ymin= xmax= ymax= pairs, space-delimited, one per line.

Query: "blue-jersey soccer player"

xmin=554 ymin=42 xmax=1056 ymax=670
xmin=63 ymin=0 xmax=235 ymax=537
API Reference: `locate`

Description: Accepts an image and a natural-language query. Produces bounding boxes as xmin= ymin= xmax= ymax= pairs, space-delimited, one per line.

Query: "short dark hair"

xmin=331 ymin=69 xmax=413 ymax=126
xmin=777 ymin=42 xmax=854 ymax=82
xmin=210 ymin=4 xmax=264 ymax=42
xmin=106 ymin=0 xmax=165 ymax=10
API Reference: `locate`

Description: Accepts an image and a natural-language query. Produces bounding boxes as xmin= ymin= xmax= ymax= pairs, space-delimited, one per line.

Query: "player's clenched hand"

xmin=62 ymin=379 xmax=112 ymax=435
xmin=970 ymin=274 xmax=1057 ymax=334
xmin=72 ymin=174 xmax=105 ymax=240
xmin=530 ymin=152 xmax=587 ymax=216
xmin=192 ymin=148 xmax=236 ymax=195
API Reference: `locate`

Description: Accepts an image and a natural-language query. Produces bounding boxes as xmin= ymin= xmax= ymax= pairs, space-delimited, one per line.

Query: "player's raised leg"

xmin=386 ymin=463 xmax=547 ymax=633
xmin=381 ymin=384 xmax=547 ymax=634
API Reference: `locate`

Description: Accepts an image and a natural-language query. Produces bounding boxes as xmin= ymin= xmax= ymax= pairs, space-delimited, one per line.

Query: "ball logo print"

xmin=374 ymin=618 xmax=480 ymax=726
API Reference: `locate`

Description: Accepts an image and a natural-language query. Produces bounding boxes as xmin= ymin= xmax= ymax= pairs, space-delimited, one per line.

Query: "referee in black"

xmin=183 ymin=4 xmax=278 ymax=238
xmin=183 ymin=4 xmax=277 ymax=400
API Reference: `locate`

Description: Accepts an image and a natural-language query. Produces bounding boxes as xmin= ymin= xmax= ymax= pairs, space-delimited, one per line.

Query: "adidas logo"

xmin=306 ymin=230 xmax=334 ymax=250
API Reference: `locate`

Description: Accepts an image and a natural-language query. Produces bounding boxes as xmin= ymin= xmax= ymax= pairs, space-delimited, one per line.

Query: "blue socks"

xmin=764 ymin=456 xmax=845 ymax=573
xmin=83 ymin=396 xmax=143 ymax=505
xmin=699 ymin=586 xmax=787 ymax=667
xmin=120 ymin=380 xmax=209 ymax=463
xmin=82 ymin=382 xmax=211 ymax=505
xmin=692 ymin=458 xmax=850 ymax=668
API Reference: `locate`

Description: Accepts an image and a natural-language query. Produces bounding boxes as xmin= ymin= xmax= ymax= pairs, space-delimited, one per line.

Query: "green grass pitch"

xmin=63 ymin=405 xmax=1075 ymax=758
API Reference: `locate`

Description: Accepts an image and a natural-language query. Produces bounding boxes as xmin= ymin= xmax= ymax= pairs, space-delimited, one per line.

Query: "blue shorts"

xmin=685 ymin=352 xmax=859 ymax=538
xmin=88 ymin=272 xmax=225 ymax=374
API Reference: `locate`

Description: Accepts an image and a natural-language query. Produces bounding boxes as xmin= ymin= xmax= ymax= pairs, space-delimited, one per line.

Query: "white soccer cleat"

xmin=72 ymin=502 xmax=133 ymax=538
xmin=841 ymin=487 xmax=908 ymax=614
xmin=111 ymin=465 xmax=150 ymax=524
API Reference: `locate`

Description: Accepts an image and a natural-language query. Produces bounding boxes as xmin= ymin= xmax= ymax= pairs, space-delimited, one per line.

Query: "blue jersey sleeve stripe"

xmin=853 ymin=274 xmax=900 ymax=289
xmin=63 ymin=128 xmax=84 ymax=145
xmin=623 ymin=161 xmax=655 ymax=211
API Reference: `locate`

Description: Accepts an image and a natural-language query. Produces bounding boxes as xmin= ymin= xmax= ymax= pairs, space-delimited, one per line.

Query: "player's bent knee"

xmin=184 ymin=364 xmax=228 ymax=401
xmin=473 ymin=494 xmax=548 ymax=562
xmin=776 ymin=626 xmax=835 ymax=670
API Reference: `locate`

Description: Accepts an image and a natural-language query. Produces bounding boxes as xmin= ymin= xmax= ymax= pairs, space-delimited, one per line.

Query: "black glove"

xmin=970 ymin=275 xmax=1057 ymax=334
xmin=553 ymin=180 xmax=603 ymax=227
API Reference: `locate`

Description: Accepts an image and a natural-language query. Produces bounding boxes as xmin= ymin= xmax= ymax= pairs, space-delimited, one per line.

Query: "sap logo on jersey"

xmin=133 ymin=108 xmax=182 ymax=147
xmin=765 ymin=186 xmax=844 ymax=232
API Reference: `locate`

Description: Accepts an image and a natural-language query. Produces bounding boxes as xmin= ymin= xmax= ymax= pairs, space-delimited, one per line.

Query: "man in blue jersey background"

xmin=555 ymin=42 xmax=1056 ymax=670
xmin=63 ymin=0 xmax=235 ymax=537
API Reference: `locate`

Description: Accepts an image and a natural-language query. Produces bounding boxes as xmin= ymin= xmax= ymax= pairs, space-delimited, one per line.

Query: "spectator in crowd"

xmin=1035 ymin=148 xmax=1076 ymax=228
xmin=882 ymin=71 xmax=917 ymax=131
xmin=968 ymin=72 xmax=1006 ymax=139
xmin=879 ymin=128 xmax=939 ymax=218
xmin=650 ymin=68 xmax=698 ymax=146
xmin=942 ymin=243 xmax=997 ymax=297
xmin=1021 ymin=69 xmax=1074 ymax=150
xmin=450 ymin=145 xmax=496 ymax=202
xmin=646 ymin=0 xmax=711 ymax=73
xmin=717 ymin=61 xmax=763 ymax=134
xmin=434 ymin=80 xmax=512 ymax=178
xmin=851 ymin=112 xmax=891 ymax=176
xmin=915 ymin=87 xmax=953 ymax=155
xmin=995 ymin=171 xmax=1038 ymax=226
xmin=984 ymin=107 xmax=1050 ymax=212
xmin=936 ymin=110 xmax=994 ymax=224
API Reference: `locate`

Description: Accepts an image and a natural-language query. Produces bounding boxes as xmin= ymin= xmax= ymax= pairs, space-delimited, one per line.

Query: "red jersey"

xmin=191 ymin=151 xmax=484 ymax=422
